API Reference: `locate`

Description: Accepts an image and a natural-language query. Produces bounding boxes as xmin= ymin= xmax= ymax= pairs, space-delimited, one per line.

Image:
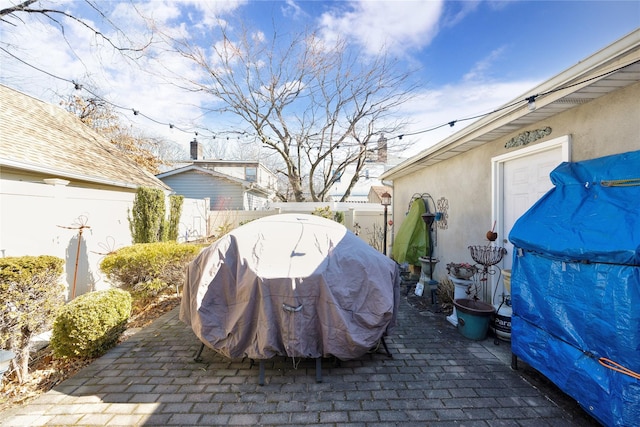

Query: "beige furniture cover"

xmin=180 ymin=214 xmax=400 ymax=360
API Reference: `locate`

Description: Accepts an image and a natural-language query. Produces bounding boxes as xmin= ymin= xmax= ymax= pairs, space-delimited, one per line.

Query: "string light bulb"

xmin=4 ymin=45 xmax=631 ymax=145
xmin=526 ymin=95 xmax=537 ymax=111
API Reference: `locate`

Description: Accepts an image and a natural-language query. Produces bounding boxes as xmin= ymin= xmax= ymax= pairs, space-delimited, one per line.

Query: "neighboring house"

xmin=157 ymin=139 xmax=278 ymax=210
xmin=0 ymin=84 xmax=172 ymax=299
xmin=329 ymin=136 xmax=402 ymax=202
xmin=380 ymin=29 xmax=640 ymax=301
xmin=367 ymin=185 xmax=393 ymax=204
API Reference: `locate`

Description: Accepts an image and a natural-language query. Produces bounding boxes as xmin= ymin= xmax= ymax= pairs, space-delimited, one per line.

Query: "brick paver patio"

xmin=0 ymin=293 xmax=600 ymax=426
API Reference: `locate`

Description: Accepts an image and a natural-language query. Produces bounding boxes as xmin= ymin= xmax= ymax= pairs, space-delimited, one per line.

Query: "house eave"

xmin=0 ymin=158 xmax=155 ymax=189
xmin=157 ymin=164 xmax=250 ymax=186
xmin=382 ymin=29 xmax=640 ymax=181
xmin=244 ymin=183 xmax=273 ymax=197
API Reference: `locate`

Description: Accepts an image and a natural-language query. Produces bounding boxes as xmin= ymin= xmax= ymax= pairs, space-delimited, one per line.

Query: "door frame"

xmin=490 ymin=135 xmax=571 ymax=279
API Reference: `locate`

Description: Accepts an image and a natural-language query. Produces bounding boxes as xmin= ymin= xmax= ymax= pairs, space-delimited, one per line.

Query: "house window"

xmin=245 ymin=167 xmax=257 ymax=182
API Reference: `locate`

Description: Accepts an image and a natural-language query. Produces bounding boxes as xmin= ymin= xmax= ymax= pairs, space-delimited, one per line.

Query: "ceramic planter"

xmin=453 ymin=298 xmax=495 ymax=340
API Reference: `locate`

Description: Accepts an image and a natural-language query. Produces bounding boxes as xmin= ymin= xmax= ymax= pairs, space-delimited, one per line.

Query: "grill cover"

xmin=180 ymin=214 xmax=400 ymax=361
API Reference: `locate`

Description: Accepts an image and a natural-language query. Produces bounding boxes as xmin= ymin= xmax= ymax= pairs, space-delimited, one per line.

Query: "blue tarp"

xmin=509 ymin=150 xmax=640 ymax=427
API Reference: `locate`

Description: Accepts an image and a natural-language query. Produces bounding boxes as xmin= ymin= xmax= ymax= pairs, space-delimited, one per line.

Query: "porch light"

xmin=380 ymin=192 xmax=391 ymax=207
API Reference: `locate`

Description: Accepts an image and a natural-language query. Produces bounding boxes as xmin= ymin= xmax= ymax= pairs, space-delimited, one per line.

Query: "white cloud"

xmin=0 ymin=1 xmax=235 ymax=147
xmin=0 ymin=0 xmax=545 ymax=158
xmin=396 ymin=76 xmax=540 ymax=157
xmin=282 ymin=0 xmax=306 ymax=20
xmin=462 ymin=45 xmax=508 ymax=82
xmin=317 ymin=0 xmax=444 ymax=57
xmin=441 ymin=0 xmax=480 ymax=28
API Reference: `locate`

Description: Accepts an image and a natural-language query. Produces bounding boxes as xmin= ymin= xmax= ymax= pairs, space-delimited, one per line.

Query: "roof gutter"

xmin=0 ymin=158 xmax=140 ymax=189
xmin=381 ymin=29 xmax=640 ymax=181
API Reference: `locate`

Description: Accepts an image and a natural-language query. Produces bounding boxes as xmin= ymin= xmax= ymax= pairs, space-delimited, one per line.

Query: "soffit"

xmin=384 ymin=48 xmax=640 ymax=181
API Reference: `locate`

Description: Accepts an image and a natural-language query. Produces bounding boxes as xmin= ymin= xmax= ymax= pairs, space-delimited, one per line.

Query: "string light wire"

xmin=384 ymin=59 xmax=639 ymax=141
xmin=1 ymin=45 xmax=637 ymax=143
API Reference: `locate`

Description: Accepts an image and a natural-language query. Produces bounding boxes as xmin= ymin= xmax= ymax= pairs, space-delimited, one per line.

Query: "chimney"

xmin=377 ymin=134 xmax=387 ymax=163
xmin=190 ymin=138 xmax=202 ymax=160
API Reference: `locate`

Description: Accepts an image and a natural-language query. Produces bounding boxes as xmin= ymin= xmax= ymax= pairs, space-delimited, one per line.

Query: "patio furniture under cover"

xmin=180 ymin=214 xmax=400 ymax=372
xmin=509 ymin=150 xmax=640 ymax=427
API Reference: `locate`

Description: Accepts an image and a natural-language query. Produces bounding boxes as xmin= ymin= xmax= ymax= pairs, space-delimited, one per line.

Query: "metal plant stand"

xmin=468 ymin=245 xmax=507 ymax=304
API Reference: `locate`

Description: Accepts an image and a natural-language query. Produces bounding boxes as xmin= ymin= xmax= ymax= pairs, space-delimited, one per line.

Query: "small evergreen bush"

xmin=0 ymin=255 xmax=65 ymax=383
xmin=167 ymin=194 xmax=184 ymax=241
xmin=99 ymin=241 xmax=200 ymax=297
xmin=50 ymin=289 xmax=132 ymax=359
xmin=129 ymin=186 xmax=166 ymax=243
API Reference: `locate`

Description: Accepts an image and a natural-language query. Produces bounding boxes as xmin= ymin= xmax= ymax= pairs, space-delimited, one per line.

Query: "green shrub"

xmin=0 ymin=255 xmax=65 ymax=383
xmin=130 ymin=278 xmax=169 ymax=300
xmin=50 ymin=288 xmax=132 ymax=359
xmin=99 ymin=242 xmax=200 ymax=297
xmin=129 ymin=186 xmax=166 ymax=243
xmin=311 ymin=205 xmax=343 ymax=223
xmin=167 ymin=194 xmax=184 ymax=241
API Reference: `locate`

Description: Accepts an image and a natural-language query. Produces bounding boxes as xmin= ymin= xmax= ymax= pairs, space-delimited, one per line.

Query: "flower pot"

xmin=446 ymin=263 xmax=477 ymax=280
xmin=453 ymin=299 xmax=495 ymax=340
xmin=415 ymin=257 xmax=439 ymax=297
xmin=418 ymin=256 xmax=438 ymax=277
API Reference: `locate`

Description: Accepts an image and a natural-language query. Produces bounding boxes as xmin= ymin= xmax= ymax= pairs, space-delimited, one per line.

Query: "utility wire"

xmin=2 ymin=45 xmax=637 ymax=143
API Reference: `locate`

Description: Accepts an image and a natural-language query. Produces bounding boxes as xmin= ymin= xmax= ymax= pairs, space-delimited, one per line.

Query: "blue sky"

xmin=0 ymin=0 xmax=638 ymax=158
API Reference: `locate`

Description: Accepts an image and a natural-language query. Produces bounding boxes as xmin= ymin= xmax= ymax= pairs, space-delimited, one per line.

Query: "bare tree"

xmin=0 ymin=0 xmax=150 ymax=55
xmin=162 ymin=22 xmax=417 ymax=202
xmin=61 ymin=95 xmax=167 ymax=174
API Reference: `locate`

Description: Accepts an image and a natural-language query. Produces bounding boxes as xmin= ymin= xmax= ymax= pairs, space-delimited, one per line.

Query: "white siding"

xmin=161 ymin=170 xmax=245 ymax=210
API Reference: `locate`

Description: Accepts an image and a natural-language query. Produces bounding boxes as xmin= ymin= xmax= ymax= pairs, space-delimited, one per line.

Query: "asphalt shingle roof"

xmin=0 ymin=84 xmax=168 ymax=190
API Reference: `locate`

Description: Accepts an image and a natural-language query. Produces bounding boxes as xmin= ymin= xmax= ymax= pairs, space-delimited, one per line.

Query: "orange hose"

xmin=598 ymin=358 xmax=640 ymax=380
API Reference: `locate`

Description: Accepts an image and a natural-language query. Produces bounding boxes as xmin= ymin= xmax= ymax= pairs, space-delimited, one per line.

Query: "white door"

xmin=502 ymin=149 xmax=559 ymax=267
xmin=491 ymin=136 xmax=570 ymax=300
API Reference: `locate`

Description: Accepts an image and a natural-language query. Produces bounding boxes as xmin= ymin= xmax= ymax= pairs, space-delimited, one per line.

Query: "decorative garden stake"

xmin=58 ymin=215 xmax=91 ymax=299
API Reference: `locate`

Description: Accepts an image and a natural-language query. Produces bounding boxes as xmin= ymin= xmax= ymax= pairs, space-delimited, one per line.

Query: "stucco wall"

xmin=539 ymin=81 xmax=639 ymax=161
xmin=389 ymin=81 xmax=640 ymax=280
xmin=391 ymin=142 xmax=495 ymax=273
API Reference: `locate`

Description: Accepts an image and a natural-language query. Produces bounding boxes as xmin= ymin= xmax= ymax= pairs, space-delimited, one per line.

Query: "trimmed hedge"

xmin=50 ymin=288 xmax=132 ymax=359
xmin=99 ymin=241 xmax=200 ymax=298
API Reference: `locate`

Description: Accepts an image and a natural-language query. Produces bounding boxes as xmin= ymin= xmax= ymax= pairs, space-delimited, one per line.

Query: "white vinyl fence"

xmin=205 ymin=202 xmax=393 ymax=253
xmin=1 ymin=178 xmax=390 ymax=300
xmin=0 ymin=177 xmax=209 ymax=300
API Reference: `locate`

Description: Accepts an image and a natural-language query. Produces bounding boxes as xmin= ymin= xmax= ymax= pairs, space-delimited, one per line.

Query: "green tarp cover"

xmin=391 ymin=198 xmax=428 ymax=266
